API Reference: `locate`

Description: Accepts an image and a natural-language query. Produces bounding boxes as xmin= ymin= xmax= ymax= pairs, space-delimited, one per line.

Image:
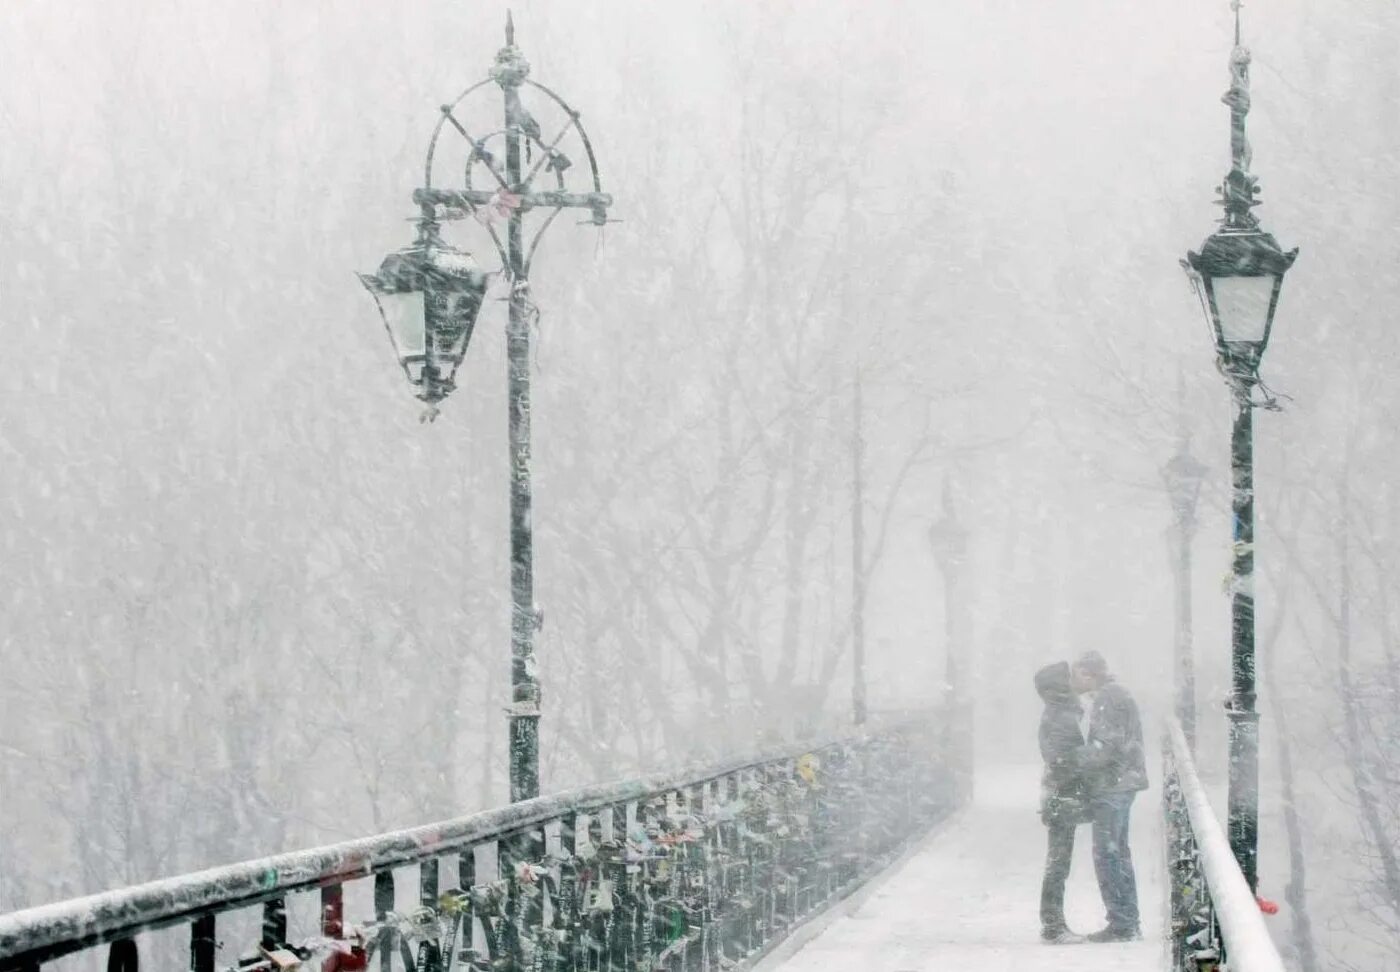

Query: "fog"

xmin=1 ymin=1 xmax=1397 ymax=968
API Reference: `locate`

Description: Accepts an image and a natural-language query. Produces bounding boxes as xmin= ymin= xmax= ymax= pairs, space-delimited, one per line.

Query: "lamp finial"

xmin=1219 ymin=0 xmax=1258 ymax=229
xmin=492 ymin=10 xmax=530 ymax=86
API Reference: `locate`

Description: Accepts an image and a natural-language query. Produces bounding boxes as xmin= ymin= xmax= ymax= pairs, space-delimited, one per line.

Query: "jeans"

xmin=1040 ymin=818 xmax=1076 ymax=932
xmin=1091 ymin=792 xmax=1140 ymax=931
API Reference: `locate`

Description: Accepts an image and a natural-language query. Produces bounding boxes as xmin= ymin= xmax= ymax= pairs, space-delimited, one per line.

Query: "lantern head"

xmin=1162 ymin=445 xmax=1208 ymax=527
xmin=1185 ymin=228 xmax=1296 ymax=379
xmin=359 ymin=220 xmax=491 ymax=406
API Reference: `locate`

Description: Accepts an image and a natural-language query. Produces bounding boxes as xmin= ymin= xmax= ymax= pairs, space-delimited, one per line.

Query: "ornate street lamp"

xmin=360 ymin=14 xmax=612 ymax=803
xmin=1181 ymin=0 xmax=1296 ymax=892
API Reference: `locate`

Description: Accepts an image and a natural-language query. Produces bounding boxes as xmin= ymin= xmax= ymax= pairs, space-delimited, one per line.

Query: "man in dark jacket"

xmin=1072 ymin=650 xmax=1148 ymax=942
xmin=1035 ymin=661 xmax=1089 ymax=944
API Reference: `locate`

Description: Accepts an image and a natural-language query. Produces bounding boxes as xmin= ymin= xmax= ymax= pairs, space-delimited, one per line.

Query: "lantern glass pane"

xmin=441 ymin=292 xmax=480 ymax=362
xmin=376 ymin=291 xmax=427 ymax=361
xmin=424 ymin=289 xmax=485 ymax=382
xmin=1212 ymin=275 xmax=1274 ymax=345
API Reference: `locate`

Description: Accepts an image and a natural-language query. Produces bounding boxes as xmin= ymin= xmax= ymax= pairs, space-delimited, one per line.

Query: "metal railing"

xmin=0 ymin=720 xmax=957 ymax=972
xmin=1163 ymin=718 xmax=1286 ymax=972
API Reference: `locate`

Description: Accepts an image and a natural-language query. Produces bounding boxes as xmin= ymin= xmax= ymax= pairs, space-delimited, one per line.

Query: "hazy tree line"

xmin=1 ymin=1 xmax=1398 ymax=969
xmin=0 ymin=0 xmax=991 ymax=907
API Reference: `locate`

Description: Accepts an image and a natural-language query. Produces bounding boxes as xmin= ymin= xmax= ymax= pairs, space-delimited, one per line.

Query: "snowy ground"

xmin=759 ymin=763 xmax=1167 ymax=972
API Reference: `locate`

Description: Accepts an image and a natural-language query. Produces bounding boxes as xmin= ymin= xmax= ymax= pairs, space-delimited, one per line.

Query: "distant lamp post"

xmin=851 ymin=370 xmax=868 ymax=727
xmin=928 ymin=481 xmax=971 ymax=796
xmin=359 ymin=14 xmax=612 ymax=803
xmin=1181 ymin=0 xmax=1297 ymax=892
xmin=1162 ymin=436 xmax=1206 ymax=751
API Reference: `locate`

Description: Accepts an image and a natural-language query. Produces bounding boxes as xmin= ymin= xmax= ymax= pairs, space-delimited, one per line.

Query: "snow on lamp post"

xmin=1181 ymin=0 xmax=1296 ymax=893
xmin=359 ymin=13 xmax=612 ymax=804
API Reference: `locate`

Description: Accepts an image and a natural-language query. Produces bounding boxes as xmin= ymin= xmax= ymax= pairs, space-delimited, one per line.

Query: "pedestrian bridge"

xmin=756 ymin=763 xmax=1162 ymax=972
xmin=0 ymin=720 xmax=1282 ymax=972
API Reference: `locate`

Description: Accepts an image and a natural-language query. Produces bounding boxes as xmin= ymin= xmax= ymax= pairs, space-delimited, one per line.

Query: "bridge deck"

xmin=762 ymin=764 xmax=1165 ymax=972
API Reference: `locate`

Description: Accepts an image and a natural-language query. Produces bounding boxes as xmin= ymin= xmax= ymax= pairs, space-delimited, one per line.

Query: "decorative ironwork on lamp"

xmin=1183 ymin=1 xmax=1298 ymax=387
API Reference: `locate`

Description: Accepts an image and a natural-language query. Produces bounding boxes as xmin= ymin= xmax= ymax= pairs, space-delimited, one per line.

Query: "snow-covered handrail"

xmin=0 ymin=740 xmax=823 ymax=959
xmin=0 ymin=719 xmax=958 ymax=972
xmin=1164 ymin=718 xmax=1286 ymax=972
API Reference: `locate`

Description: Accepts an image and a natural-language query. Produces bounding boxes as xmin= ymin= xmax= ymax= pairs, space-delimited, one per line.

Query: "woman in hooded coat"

xmin=1035 ymin=660 xmax=1090 ymax=944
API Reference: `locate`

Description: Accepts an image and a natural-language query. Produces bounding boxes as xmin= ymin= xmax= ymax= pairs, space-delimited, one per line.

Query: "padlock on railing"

xmin=584 ymin=878 xmax=615 ymax=914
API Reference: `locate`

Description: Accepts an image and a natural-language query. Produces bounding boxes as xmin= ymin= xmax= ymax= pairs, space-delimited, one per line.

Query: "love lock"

xmin=515 ymin=861 xmax=548 ymax=885
xmin=250 ymin=944 xmax=307 ymax=972
xmin=455 ymin=948 xmax=491 ymax=972
xmin=470 ymin=879 xmax=509 ymax=914
xmin=438 ymin=889 xmax=471 ymax=916
xmin=395 ymin=907 xmax=440 ymax=942
xmin=584 ymin=879 xmax=615 ymax=913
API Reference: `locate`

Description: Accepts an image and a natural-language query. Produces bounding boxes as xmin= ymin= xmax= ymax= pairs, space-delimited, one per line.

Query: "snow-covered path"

xmin=760 ymin=763 xmax=1167 ymax=972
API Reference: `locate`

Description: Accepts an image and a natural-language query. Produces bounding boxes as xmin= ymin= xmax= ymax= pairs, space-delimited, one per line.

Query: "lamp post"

xmin=1162 ymin=436 xmax=1206 ymax=752
xmin=360 ymin=15 xmax=612 ymax=803
xmin=851 ymin=369 xmax=868 ymax=727
xmin=928 ymin=481 xmax=971 ymax=795
xmin=1182 ymin=0 xmax=1297 ymax=891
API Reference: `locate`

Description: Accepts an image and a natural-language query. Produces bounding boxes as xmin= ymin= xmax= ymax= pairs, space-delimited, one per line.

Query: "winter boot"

xmin=1086 ymin=925 xmax=1141 ymax=943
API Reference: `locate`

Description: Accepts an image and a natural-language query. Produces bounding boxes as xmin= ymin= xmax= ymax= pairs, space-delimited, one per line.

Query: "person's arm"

xmin=1045 ymin=715 xmax=1084 ymax=782
xmin=1079 ymin=691 xmax=1131 ymax=769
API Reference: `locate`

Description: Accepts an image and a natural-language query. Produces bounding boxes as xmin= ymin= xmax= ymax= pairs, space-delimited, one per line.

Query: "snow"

xmin=759 ymin=763 xmax=1165 ymax=972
